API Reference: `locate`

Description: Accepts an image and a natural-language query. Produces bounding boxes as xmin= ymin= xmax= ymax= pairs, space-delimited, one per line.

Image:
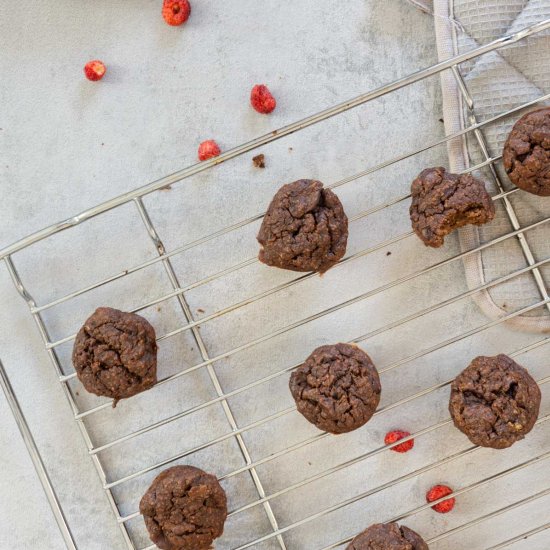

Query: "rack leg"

xmin=0 ymin=359 xmax=77 ymax=550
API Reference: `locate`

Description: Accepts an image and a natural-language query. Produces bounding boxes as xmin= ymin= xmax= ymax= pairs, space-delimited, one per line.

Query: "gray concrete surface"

xmin=4 ymin=2 xmax=545 ymax=550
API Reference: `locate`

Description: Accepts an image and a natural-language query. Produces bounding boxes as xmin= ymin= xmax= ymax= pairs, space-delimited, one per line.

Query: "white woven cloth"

xmin=433 ymin=0 xmax=550 ymax=333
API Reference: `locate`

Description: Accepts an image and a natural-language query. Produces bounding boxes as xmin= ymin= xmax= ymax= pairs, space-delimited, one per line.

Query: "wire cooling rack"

xmin=1 ymin=18 xmax=550 ymax=550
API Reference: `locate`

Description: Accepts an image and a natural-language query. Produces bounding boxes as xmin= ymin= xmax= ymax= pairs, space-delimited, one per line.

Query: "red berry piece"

xmin=84 ymin=60 xmax=106 ymax=81
xmin=250 ymin=84 xmax=276 ymax=114
xmin=162 ymin=0 xmax=191 ymax=26
xmin=198 ymin=140 xmax=221 ymax=161
xmin=426 ymin=484 xmax=455 ymax=513
xmin=384 ymin=430 xmax=414 ymax=453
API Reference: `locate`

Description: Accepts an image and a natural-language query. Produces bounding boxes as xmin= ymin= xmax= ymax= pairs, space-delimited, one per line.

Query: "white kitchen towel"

xmin=433 ymin=0 xmax=550 ymax=333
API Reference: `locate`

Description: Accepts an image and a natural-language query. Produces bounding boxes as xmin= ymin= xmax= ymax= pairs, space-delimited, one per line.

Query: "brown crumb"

xmin=160 ymin=184 xmax=172 ymax=191
xmin=288 ymin=147 xmax=293 ymax=151
xmin=156 ymin=306 xmax=162 ymax=312
xmin=386 ymin=251 xmax=392 ymax=256
xmin=75 ymin=391 xmax=79 ymax=396
xmin=252 ymin=154 xmax=265 ymax=168
xmin=197 ymin=308 xmax=205 ymax=314
xmin=438 ymin=118 xmax=444 ymax=123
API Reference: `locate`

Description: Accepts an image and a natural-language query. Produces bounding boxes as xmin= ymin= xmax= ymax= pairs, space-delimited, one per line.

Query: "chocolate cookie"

xmin=346 ymin=522 xmax=428 ymax=550
xmin=140 ymin=465 xmax=227 ymax=550
xmin=72 ymin=307 xmax=157 ymax=403
xmin=289 ymin=343 xmax=381 ymax=434
xmin=449 ymin=354 xmax=541 ymax=449
xmin=503 ymin=107 xmax=550 ymax=196
xmin=257 ymin=179 xmax=348 ymax=273
xmin=410 ymin=167 xmax=495 ymax=248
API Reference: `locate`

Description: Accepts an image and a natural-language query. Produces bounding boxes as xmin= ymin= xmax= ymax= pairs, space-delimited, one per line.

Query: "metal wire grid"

xmin=1 ymin=19 xmax=550 ymax=550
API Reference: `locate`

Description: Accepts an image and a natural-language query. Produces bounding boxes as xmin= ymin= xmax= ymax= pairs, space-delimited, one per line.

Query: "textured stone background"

xmin=0 ymin=1 xmax=452 ymax=548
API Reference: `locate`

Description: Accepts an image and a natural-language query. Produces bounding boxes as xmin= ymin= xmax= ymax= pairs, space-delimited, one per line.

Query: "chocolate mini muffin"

xmin=449 ymin=354 xmax=541 ymax=449
xmin=410 ymin=167 xmax=495 ymax=247
xmin=72 ymin=307 xmax=157 ymax=403
xmin=140 ymin=465 xmax=227 ymax=550
xmin=257 ymin=179 xmax=348 ymax=273
xmin=289 ymin=343 xmax=381 ymax=434
xmin=503 ymin=107 xmax=550 ymax=196
xmin=346 ymin=522 xmax=428 ymax=550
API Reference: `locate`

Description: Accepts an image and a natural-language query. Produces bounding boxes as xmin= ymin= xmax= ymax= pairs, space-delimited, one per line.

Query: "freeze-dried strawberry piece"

xmin=426 ymin=484 xmax=455 ymax=513
xmin=162 ymin=0 xmax=191 ymax=26
xmin=251 ymin=84 xmax=276 ymax=114
xmin=84 ymin=60 xmax=106 ymax=81
xmin=384 ymin=430 xmax=414 ymax=453
xmin=198 ymin=140 xmax=221 ymax=161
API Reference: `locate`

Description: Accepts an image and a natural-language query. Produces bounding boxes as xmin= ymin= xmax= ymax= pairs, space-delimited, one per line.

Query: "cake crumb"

xmin=252 ymin=154 xmax=265 ymax=168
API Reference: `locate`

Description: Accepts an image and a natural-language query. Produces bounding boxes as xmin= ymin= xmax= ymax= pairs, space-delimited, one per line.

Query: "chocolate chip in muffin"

xmin=257 ymin=179 xmax=348 ymax=273
xmin=503 ymin=107 xmax=550 ymax=196
xmin=289 ymin=343 xmax=381 ymax=434
xmin=449 ymin=354 xmax=541 ymax=449
xmin=72 ymin=307 xmax=157 ymax=404
xmin=410 ymin=167 xmax=495 ymax=248
xmin=140 ymin=465 xmax=227 ymax=550
xmin=346 ymin=522 xmax=428 ymax=550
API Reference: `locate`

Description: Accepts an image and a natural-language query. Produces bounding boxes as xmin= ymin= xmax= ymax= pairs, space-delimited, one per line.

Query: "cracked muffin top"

xmin=257 ymin=179 xmax=348 ymax=273
xmin=503 ymin=107 xmax=550 ymax=196
xmin=289 ymin=343 xmax=381 ymax=434
xmin=346 ymin=522 xmax=428 ymax=550
xmin=140 ymin=465 xmax=227 ymax=550
xmin=410 ymin=167 xmax=495 ymax=248
xmin=72 ymin=306 xmax=157 ymax=403
xmin=449 ymin=354 xmax=540 ymax=449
